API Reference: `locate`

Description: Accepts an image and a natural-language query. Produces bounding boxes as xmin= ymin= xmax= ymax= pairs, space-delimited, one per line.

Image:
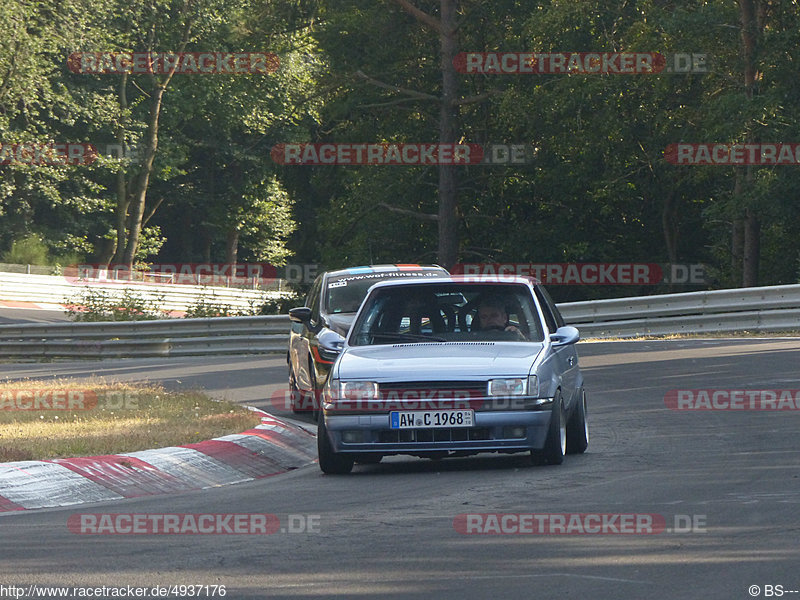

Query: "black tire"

xmin=288 ymin=367 xmax=302 ymax=414
xmin=308 ymin=358 xmax=321 ymax=421
xmin=354 ymin=454 xmax=383 ymax=465
xmin=317 ymin=412 xmax=354 ymax=475
xmin=566 ymin=389 xmax=589 ymax=454
xmin=532 ymin=391 xmax=566 ymax=466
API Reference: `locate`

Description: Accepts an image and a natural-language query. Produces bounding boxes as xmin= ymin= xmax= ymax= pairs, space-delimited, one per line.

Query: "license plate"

xmin=390 ymin=410 xmax=474 ymax=429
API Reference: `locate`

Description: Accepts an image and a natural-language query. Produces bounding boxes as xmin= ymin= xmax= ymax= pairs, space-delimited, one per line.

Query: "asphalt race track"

xmin=1 ymin=338 xmax=799 ymax=600
xmin=0 ymin=307 xmax=71 ymax=325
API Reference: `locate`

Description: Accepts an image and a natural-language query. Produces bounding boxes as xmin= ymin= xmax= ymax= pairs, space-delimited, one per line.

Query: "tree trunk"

xmin=437 ymin=0 xmax=459 ymax=270
xmin=119 ymin=10 xmax=194 ymax=267
xmin=121 ymin=84 xmax=166 ymax=267
xmin=391 ymin=0 xmax=462 ymax=270
xmin=661 ymin=189 xmax=679 ymax=291
xmin=225 ymin=228 xmax=239 ymax=266
xmin=742 ymin=208 xmax=760 ymax=287
xmin=111 ymin=72 xmax=129 ymax=266
xmin=736 ymin=0 xmax=761 ymax=287
xmin=731 ymin=214 xmax=744 ymax=287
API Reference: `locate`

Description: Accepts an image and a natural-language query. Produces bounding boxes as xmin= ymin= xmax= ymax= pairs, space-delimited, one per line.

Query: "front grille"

xmin=377 ymin=427 xmax=491 ymax=443
xmin=378 ymin=380 xmax=486 ymax=400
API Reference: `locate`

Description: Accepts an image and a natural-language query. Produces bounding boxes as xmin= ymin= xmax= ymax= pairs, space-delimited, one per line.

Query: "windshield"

xmin=349 ymin=283 xmax=545 ymax=345
xmin=325 ymin=270 xmax=445 ymax=314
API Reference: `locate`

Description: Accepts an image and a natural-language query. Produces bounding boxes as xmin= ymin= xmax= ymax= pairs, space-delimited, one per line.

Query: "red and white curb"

xmin=0 ymin=412 xmax=315 ymax=512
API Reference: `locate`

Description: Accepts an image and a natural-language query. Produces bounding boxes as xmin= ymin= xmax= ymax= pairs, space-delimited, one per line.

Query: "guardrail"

xmin=0 ymin=316 xmax=289 ymax=359
xmin=558 ymin=283 xmax=800 ymax=337
xmin=1 ymin=284 xmax=798 ymax=359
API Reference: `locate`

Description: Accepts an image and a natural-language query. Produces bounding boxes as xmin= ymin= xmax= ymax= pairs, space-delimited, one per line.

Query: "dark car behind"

xmin=287 ymin=264 xmax=448 ymax=415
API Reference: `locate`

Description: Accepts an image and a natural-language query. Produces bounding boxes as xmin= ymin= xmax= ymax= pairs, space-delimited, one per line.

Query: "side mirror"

xmin=318 ymin=329 xmax=345 ymax=361
xmin=289 ymin=306 xmax=312 ymax=323
xmin=320 ymin=338 xmax=344 ymax=355
xmin=550 ymin=325 xmax=580 ymax=347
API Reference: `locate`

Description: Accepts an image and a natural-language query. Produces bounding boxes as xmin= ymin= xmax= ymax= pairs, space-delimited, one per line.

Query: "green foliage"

xmin=1 ymin=235 xmax=50 ymax=265
xmin=65 ymin=288 xmax=169 ymax=321
xmin=258 ymin=294 xmax=300 ymax=315
xmin=4 ymin=0 xmax=800 ymax=297
xmin=183 ymin=295 xmax=257 ymax=318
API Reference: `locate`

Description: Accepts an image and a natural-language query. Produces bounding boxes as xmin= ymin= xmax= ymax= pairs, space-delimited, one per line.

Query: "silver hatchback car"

xmin=317 ymin=275 xmax=588 ymax=474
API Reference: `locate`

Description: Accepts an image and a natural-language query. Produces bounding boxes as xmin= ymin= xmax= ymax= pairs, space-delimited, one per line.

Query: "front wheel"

xmin=566 ymin=389 xmax=588 ymax=454
xmin=308 ymin=358 xmax=321 ymax=421
xmin=317 ymin=413 xmax=354 ymax=475
xmin=288 ymin=367 xmax=302 ymax=414
xmin=532 ymin=392 xmax=566 ymax=466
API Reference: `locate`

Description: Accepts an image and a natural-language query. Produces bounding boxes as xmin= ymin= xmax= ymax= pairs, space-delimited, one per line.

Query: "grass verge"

xmin=0 ymin=379 xmax=264 ymax=462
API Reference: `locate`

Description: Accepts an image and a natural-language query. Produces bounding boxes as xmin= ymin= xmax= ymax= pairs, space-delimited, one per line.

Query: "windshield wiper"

xmin=369 ymin=332 xmax=447 ymax=343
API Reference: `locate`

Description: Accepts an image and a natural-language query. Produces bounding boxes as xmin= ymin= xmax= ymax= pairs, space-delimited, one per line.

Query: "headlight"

xmin=339 ymin=380 xmax=379 ymax=400
xmin=488 ymin=378 xmax=526 ymax=396
xmin=527 ymin=375 xmax=538 ymax=397
xmin=487 ymin=375 xmax=537 ymax=397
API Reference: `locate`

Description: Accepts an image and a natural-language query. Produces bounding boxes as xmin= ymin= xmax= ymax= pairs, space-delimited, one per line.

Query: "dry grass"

xmin=0 ymin=378 xmax=263 ymax=462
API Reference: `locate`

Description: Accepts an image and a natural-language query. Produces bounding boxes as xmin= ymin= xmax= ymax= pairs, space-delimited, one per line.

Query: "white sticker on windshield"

xmin=329 ymin=280 xmax=347 ymax=288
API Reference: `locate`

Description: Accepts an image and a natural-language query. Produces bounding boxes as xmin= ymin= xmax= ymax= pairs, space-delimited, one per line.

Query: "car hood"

xmin=335 ymin=342 xmax=544 ymax=380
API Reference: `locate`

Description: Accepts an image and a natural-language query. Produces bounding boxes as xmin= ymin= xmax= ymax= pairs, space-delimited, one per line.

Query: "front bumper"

xmin=322 ymin=408 xmax=552 ymax=455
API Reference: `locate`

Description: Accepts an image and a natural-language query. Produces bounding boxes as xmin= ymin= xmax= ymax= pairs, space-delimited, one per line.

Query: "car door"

xmin=291 ymin=275 xmax=323 ymax=392
xmin=535 ymin=285 xmax=580 ymax=409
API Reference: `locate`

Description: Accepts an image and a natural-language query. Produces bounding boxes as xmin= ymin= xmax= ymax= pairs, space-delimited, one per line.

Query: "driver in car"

xmin=476 ymin=297 xmax=525 ymax=339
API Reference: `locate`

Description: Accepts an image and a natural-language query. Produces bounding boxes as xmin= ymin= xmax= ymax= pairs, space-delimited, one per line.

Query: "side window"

xmin=552 ymin=303 xmax=566 ymax=328
xmin=537 ymin=285 xmax=565 ymax=328
xmin=307 ymin=277 xmax=323 ymax=324
xmin=534 ymin=287 xmax=558 ymax=334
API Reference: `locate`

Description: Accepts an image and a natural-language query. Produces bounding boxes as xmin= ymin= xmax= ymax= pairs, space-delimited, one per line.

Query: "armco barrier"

xmin=1 ymin=284 xmax=798 ymax=358
xmin=558 ymin=283 xmax=800 ymax=337
xmin=0 ymin=315 xmax=289 ymax=359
